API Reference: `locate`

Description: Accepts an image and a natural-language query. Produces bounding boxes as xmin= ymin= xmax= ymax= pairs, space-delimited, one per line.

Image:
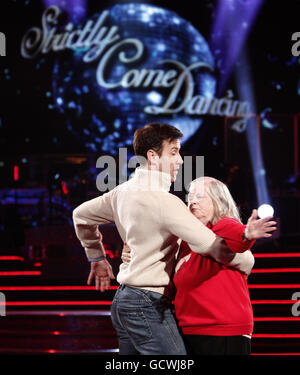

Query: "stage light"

xmin=210 ymin=0 xmax=263 ymax=94
xmin=13 ymin=165 xmax=19 ymax=181
xmin=210 ymin=1 xmax=271 ymax=210
xmin=61 ymin=181 xmax=69 ymax=195
xmin=257 ymin=204 xmax=274 ymax=219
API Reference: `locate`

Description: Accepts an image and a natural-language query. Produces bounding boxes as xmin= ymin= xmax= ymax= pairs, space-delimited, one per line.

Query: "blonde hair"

xmin=189 ymin=176 xmax=241 ymax=225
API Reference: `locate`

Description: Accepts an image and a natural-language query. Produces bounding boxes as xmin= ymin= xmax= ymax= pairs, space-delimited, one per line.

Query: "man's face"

xmin=158 ymin=139 xmax=183 ymax=182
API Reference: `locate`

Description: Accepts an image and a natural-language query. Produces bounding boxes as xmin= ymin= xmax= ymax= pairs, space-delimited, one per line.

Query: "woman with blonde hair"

xmin=121 ymin=176 xmax=276 ymax=355
xmin=173 ymin=176 xmax=276 ymax=355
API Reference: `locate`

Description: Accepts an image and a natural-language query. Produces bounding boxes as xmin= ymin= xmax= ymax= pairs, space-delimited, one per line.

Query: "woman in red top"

xmin=173 ymin=176 xmax=276 ymax=355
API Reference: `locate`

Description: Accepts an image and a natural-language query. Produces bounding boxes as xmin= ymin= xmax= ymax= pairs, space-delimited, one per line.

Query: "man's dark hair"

xmin=133 ymin=123 xmax=183 ymax=164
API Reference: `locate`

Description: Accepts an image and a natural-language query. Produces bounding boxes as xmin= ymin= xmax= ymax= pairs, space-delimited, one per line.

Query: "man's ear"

xmin=147 ymin=149 xmax=159 ymax=166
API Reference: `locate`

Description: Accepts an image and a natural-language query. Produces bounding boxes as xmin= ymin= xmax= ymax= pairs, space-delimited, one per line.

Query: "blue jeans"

xmin=110 ymin=285 xmax=187 ymax=355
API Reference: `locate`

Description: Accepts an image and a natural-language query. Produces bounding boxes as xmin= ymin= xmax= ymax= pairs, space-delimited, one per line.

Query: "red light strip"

xmin=251 ymin=300 xmax=296 ymax=304
xmin=61 ymin=181 xmax=68 ymax=195
xmin=0 ymin=254 xmax=297 ymax=262
xmin=0 ymin=285 xmax=119 ymax=291
xmin=0 ymin=256 xmax=24 ymax=261
xmin=252 ymin=268 xmax=300 ymax=273
xmin=0 ymin=271 xmax=41 ymax=276
xmin=13 ymin=165 xmax=19 ymax=181
xmin=254 ymin=317 xmax=300 ymax=321
xmin=4 ymin=300 xmax=299 ymax=307
xmin=6 ymin=300 xmax=297 ymax=306
xmin=249 ymin=284 xmax=300 ymax=288
xmin=254 ymin=253 xmax=300 ymax=258
xmin=252 ymin=353 xmax=300 ymax=356
xmin=0 ymin=284 xmax=298 ymax=291
xmin=6 ymin=301 xmax=112 ymax=306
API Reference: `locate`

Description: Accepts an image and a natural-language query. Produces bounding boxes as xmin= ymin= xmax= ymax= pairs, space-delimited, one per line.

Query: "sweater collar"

xmin=133 ymin=167 xmax=172 ymax=192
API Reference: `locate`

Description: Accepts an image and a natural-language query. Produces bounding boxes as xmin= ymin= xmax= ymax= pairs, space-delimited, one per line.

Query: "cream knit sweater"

xmin=73 ymin=167 xmax=254 ymax=296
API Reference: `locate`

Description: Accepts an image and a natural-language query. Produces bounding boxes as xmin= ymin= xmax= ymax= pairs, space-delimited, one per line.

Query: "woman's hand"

xmin=245 ymin=209 xmax=277 ymax=241
xmin=121 ymin=242 xmax=132 ymax=264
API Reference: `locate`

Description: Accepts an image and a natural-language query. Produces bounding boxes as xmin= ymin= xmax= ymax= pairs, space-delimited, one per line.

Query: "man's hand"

xmin=230 ymin=250 xmax=255 ymax=276
xmin=245 ymin=209 xmax=277 ymax=240
xmin=121 ymin=242 xmax=131 ymax=264
xmin=87 ymin=258 xmax=115 ymax=292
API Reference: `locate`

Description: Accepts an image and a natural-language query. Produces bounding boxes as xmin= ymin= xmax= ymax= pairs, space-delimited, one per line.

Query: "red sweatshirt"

xmin=173 ymin=217 xmax=255 ymax=336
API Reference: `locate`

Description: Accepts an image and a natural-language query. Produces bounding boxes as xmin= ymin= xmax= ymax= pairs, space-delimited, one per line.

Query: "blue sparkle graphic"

xmin=51 ymin=3 xmax=216 ymax=153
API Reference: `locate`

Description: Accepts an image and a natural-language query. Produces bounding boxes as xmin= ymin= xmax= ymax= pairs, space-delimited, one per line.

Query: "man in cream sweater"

xmin=73 ymin=123 xmax=254 ymax=355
